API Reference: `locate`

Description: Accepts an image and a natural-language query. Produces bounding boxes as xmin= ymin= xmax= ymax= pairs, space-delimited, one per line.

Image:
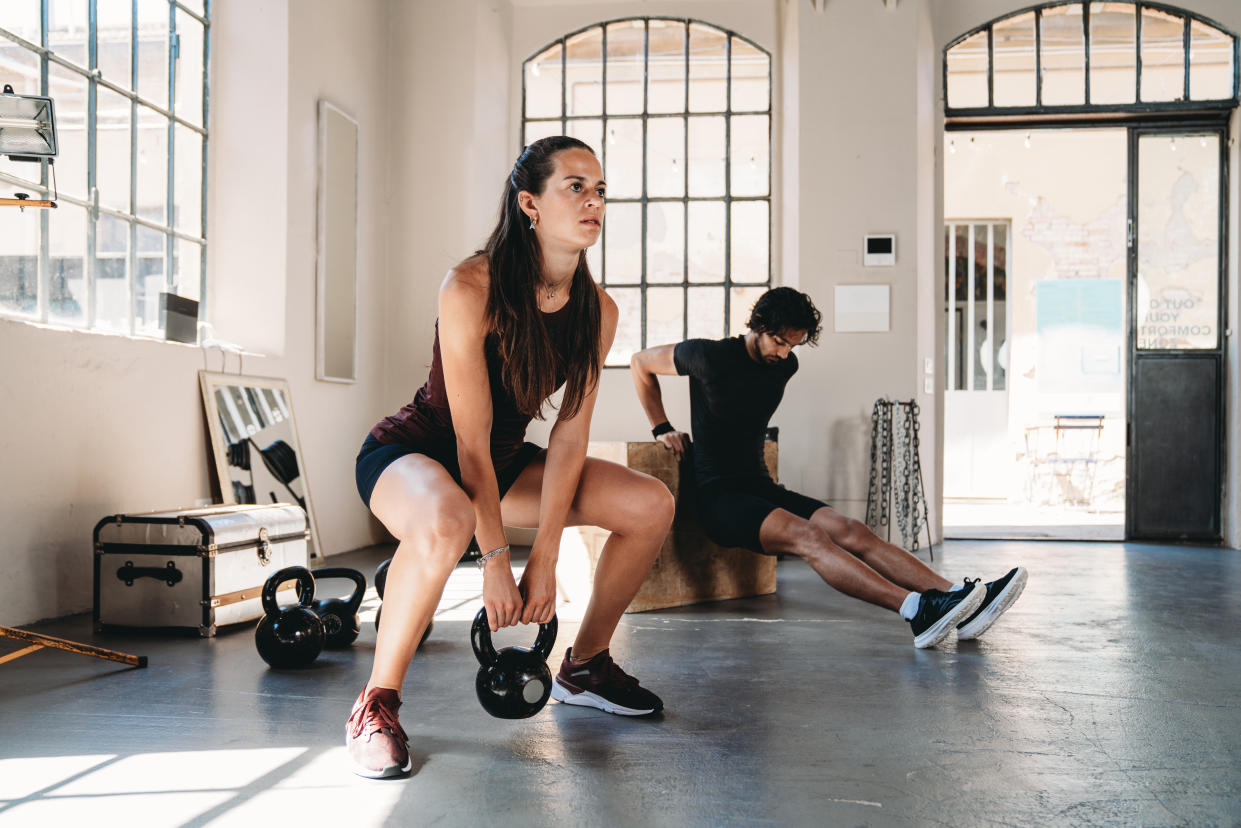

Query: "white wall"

xmin=0 ymin=0 xmax=393 ymax=625
xmin=383 ymin=0 xmax=513 ymax=416
xmin=283 ymin=0 xmax=395 ymax=555
xmin=777 ymin=0 xmax=934 ymax=526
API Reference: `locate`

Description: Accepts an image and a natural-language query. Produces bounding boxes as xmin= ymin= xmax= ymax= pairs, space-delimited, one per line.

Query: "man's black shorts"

xmin=696 ymin=476 xmax=829 ymax=555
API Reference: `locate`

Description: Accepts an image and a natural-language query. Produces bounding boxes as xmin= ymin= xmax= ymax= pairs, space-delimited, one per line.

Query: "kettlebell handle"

xmin=307 ymin=566 xmax=367 ymax=613
xmin=470 ymin=607 xmax=558 ymax=667
xmin=532 ymin=614 xmax=558 ymax=661
xmin=262 ymin=566 xmax=316 ymax=617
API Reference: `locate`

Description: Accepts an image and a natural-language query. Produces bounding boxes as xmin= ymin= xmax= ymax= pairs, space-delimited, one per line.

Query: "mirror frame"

xmin=198 ymin=371 xmax=324 ymax=563
xmin=316 ymin=99 xmax=359 ymax=384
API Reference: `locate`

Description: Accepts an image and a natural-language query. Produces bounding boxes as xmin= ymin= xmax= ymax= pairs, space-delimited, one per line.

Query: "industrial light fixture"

xmin=0 ymin=84 xmax=59 ymax=210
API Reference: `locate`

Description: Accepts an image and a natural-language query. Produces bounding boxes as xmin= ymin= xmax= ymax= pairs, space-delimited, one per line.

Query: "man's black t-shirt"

xmin=673 ymin=336 xmax=797 ymax=486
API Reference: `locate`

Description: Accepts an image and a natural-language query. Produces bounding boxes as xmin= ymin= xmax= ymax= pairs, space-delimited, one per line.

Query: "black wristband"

xmin=652 ymin=422 xmax=675 ymax=438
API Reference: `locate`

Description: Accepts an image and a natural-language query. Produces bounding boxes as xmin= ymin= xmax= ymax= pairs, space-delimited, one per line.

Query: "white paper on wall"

xmin=834 ymin=284 xmax=890 ymax=332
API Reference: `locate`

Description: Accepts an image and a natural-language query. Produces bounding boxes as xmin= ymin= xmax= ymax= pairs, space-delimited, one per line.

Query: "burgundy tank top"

xmin=370 ymin=301 xmax=574 ymax=471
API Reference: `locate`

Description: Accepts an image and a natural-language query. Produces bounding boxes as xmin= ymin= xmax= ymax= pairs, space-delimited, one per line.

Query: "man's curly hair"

xmin=745 ymin=287 xmax=822 ymax=346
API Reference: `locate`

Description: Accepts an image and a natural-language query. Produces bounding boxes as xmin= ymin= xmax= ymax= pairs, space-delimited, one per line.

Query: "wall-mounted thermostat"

xmin=864 ymin=234 xmax=896 ymax=267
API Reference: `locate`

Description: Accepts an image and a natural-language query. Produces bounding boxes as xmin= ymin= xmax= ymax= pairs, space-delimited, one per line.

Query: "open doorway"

xmin=944 ymin=128 xmax=1127 ymax=540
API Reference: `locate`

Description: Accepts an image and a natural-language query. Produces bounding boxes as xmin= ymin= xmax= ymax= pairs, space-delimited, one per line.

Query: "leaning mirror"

xmin=317 ymin=99 xmax=358 ymax=383
xmin=199 ymin=372 xmax=324 ymax=562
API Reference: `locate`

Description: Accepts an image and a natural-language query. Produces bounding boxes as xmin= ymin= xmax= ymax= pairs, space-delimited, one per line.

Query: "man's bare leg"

xmin=808 ymin=506 xmax=953 ymax=593
xmin=758 ymin=509 xmax=908 ymax=612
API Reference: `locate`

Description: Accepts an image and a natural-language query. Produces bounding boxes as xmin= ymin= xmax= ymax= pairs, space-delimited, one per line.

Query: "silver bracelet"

xmin=476 ymin=544 xmax=510 ymax=570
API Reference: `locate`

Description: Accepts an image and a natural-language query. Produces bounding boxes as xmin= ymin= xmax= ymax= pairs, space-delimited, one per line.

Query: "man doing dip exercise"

xmin=630 ymin=287 xmax=1027 ymax=648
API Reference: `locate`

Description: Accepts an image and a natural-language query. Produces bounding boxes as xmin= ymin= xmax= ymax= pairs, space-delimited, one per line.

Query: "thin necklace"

xmin=542 ymin=277 xmax=569 ymax=301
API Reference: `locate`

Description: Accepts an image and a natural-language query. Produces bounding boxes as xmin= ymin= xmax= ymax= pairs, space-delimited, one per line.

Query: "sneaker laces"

xmin=600 ymin=655 xmax=640 ymax=689
xmin=348 ymin=693 xmax=408 ymax=743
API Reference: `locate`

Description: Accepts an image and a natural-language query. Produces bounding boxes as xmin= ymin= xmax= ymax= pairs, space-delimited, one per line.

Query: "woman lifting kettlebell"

xmin=348 ymin=136 xmax=673 ymax=778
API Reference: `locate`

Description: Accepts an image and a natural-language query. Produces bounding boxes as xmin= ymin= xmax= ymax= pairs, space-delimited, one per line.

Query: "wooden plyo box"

xmin=561 ymin=441 xmax=778 ymax=613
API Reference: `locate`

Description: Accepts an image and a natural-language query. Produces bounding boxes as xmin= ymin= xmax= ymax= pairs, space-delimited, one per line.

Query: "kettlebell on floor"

xmin=470 ymin=607 xmax=558 ymax=719
xmin=298 ymin=567 xmax=366 ymax=648
xmin=255 ymin=566 xmax=324 ymax=668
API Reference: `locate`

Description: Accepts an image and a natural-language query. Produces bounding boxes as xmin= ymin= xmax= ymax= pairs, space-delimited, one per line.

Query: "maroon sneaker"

xmin=346 ymin=686 xmax=411 ymax=778
xmin=550 ymin=648 xmax=663 ymax=716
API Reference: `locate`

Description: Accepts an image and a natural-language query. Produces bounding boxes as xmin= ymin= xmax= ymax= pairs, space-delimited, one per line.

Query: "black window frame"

xmin=521 ymin=17 xmax=773 ymax=367
xmin=944 ymin=1 xmax=1240 ymax=120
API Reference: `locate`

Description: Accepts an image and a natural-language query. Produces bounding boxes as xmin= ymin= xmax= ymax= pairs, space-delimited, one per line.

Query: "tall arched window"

xmin=945 ymin=2 xmax=1238 ymax=117
xmin=523 ymin=18 xmax=771 ymax=365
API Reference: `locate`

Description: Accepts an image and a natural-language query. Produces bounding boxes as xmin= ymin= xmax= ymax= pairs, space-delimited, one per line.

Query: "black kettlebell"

xmin=255 ymin=566 xmax=324 ymax=668
xmin=297 ymin=567 xmax=365 ymax=648
xmin=374 ymin=558 xmax=433 ymax=644
xmin=470 ymin=607 xmax=558 ymax=719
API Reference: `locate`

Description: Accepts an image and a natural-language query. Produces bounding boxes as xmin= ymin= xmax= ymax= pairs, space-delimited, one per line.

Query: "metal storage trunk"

xmin=93 ymin=503 xmax=309 ymax=636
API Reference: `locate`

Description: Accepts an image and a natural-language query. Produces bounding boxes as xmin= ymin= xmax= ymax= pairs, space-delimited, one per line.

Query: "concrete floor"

xmin=2 ymin=540 xmax=1240 ymax=827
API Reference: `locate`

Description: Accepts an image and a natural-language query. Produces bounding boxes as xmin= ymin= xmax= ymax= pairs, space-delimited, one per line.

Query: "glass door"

xmin=1127 ymin=128 xmax=1226 ymax=540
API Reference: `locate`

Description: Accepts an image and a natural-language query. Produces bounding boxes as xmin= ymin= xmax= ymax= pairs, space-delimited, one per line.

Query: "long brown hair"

xmin=482 ymin=137 xmax=602 ymax=419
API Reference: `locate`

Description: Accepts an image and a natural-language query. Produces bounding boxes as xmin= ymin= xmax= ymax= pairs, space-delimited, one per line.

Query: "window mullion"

xmin=38 ymin=0 xmax=49 ymax=325
xmin=87 ymin=0 xmax=99 ymax=329
xmin=986 ymin=223 xmax=994 ymax=392
xmin=986 ymin=25 xmax=994 ymax=108
xmin=1084 ymin=1 xmax=1092 ymax=105
xmin=129 ymin=0 xmax=138 ymax=335
xmin=1034 ymin=8 xmax=1042 ymax=108
xmin=600 ymin=26 xmax=607 ymax=286
xmin=947 ymin=224 xmax=956 ymax=391
xmin=200 ymin=0 xmax=210 ymax=316
xmin=639 ymin=19 xmax=648 ymax=350
xmin=682 ymin=20 xmax=689 ymax=342
xmin=1182 ymin=14 xmax=1191 ymax=102
xmin=966 ymin=223 xmax=976 ymax=391
xmin=166 ymin=0 xmax=177 ymax=299
xmin=722 ymin=32 xmax=732 ymax=336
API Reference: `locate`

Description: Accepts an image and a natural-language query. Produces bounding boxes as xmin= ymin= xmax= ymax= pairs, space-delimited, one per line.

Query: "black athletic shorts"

xmin=696 ymin=476 xmax=829 ymax=556
xmin=355 ymin=434 xmax=544 ymax=509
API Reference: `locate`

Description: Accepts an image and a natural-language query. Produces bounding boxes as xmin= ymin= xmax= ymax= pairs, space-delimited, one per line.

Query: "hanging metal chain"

xmin=865 ymin=400 xmax=883 ymax=529
xmin=904 ymin=402 xmax=918 ymax=550
xmin=894 ymin=403 xmax=912 ymax=548
xmin=866 ymin=399 xmax=894 ymax=534
xmin=878 ymin=402 xmax=888 ymax=531
xmin=868 ymin=396 xmax=934 ymax=554
xmin=903 ymin=397 xmax=933 ymax=561
xmin=891 ymin=405 xmax=903 ymax=540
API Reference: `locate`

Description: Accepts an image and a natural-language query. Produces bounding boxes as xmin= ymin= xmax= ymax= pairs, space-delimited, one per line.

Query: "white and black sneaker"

xmin=956 ymin=566 xmax=1028 ymax=641
xmin=908 ymin=581 xmax=986 ymax=649
xmin=550 ymin=648 xmax=663 ymax=716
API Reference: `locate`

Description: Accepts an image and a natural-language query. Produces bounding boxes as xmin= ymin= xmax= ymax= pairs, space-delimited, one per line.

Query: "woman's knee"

xmin=394 ymin=491 xmax=475 ymax=553
xmin=590 ymin=472 xmax=674 ymax=536
xmin=626 ymin=474 xmax=675 ymax=532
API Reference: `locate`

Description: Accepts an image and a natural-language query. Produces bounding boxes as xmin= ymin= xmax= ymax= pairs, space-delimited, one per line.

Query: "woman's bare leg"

xmin=366 ymin=454 xmax=476 ymax=693
xmin=501 ymin=456 xmax=674 ymax=658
